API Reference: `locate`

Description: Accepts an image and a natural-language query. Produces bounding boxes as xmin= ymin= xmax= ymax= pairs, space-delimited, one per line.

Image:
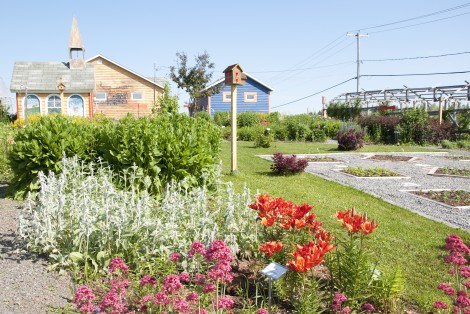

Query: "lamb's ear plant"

xmin=17 ymin=156 xmax=260 ymax=279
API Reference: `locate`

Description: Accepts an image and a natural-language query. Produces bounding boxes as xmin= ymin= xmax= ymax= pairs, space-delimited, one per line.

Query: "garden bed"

xmin=363 ymin=154 xmax=416 ymax=162
xmin=428 ymin=167 xmax=470 ymax=178
xmin=337 ymin=166 xmax=408 ymax=178
xmin=405 ymin=189 xmax=470 ymax=209
xmin=445 ymin=155 xmax=470 ymax=161
xmin=299 ymin=156 xmax=343 ymax=163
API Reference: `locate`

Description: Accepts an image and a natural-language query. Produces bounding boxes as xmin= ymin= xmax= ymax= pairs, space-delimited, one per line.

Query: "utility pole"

xmin=347 ymin=32 xmax=369 ymax=93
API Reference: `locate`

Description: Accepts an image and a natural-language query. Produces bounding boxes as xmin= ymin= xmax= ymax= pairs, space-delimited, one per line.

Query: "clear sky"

xmin=1 ymin=0 xmax=469 ymax=114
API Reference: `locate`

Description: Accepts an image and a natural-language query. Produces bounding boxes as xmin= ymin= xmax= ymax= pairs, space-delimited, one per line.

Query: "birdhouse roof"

xmin=223 ymin=64 xmax=244 ymax=73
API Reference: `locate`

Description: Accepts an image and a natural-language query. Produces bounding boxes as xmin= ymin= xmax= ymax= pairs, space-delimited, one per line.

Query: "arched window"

xmin=68 ymin=95 xmax=84 ymax=117
xmin=24 ymin=94 xmax=40 ymax=117
xmin=47 ymin=95 xmax=61 ymax=114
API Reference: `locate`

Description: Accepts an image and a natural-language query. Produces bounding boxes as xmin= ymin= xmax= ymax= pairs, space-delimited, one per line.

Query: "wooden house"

xmin=198 ymin=73 xmax=273 ymax=116
xmin=10 ymin=17 xmax=164 ymax=120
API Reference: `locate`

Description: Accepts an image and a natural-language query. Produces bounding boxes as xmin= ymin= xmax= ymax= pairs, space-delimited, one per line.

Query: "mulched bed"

xmin=340 ymin=167 xmax=402 ymax=177
xmin=433 ymin=167 xmax=470 ymax=177
xmin=410 ymin=190 xmax=470 ymax=207
xmin=300 ymin=156 xmax=341 ymax=162
xmin=367 ymin=155 xmax=413 ymax=162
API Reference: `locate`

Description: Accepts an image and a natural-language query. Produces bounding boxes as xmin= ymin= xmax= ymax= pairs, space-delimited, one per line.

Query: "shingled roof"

xmin=10 ymin=61 xmax=94 ymax=93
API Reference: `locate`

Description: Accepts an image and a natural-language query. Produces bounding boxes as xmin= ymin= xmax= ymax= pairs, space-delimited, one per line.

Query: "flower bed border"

xmin=400 ymin=189 xmax=470 ymax=210
xmin=333 ymin=168 xmax=410 ymax=179
xmin=361 ymin=154 xmax=418 ymax=162
xmin=427 ymin=167 xmax=470 ymax=179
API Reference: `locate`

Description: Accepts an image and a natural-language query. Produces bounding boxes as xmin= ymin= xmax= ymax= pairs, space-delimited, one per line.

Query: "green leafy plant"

xmin=341 ymin=166 xmax=401 ymax=177
xmin=271 ymin=153 xmax=308 ymax=175
xmin=254 ymin=128 xmax=273 ymax=148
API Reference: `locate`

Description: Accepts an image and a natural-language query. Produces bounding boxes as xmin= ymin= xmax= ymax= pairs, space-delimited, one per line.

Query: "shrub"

xmin=421 ymin=118 xmax=455 ymax=145
xmin=254 ymin=128 xmax=273 ymax=148
xmin=271 ymin=124 xmax=288 ymax=141
xmin=214 ymin=111 xmax=230 ymax=127
xmin=237 ymin=111 xmax=259 ymax=128
xmin=8 ymin=115 xmax=98 ymax=199
xmin=0 ymin=123 xmax=16 ymax=182
xmin=307 ymin=128 xmax=327 ymax=143
xmin=237 ymin=126 xmax=263 ymax=141
xmin=357 ymin=115 xmax=401 ymax=144
xmin=337 ymin=128 xmax=364 ymax=151
xmin=400 ymin=108 xmax=428 ymax=144
xmin=441 ymin=140 xmax=454 ymax=149
xmin=194 ymin=110 xmax=211 ymax=121
xmin=327 ymin=99 xmax=362 ymax=121
xmin=271 ymin=153 xmax=308 ymax=175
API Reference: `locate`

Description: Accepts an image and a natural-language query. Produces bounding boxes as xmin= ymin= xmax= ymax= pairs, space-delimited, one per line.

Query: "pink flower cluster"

xmin=109 ymin=257 xmax=129 ymax=273
xmin=330 ymin=293 xmax=352 ymax=313
xmin=433 ymin=234 xmax=470 ymax=313
xmin=73 ymin=286 xmax=95 ymax=313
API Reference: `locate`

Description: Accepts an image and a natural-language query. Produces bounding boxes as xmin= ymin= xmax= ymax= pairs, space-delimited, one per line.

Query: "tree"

xmin=169 ymin=51 xmax=218 ymax=116
xmin=153 ymin=83 xmax=179 ymax=115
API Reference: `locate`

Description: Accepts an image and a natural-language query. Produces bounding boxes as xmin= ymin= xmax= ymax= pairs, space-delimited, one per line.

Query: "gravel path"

xmin=259 ymin=150 xmax=470 ymax=232
xmin=0 ymin=185 xmax=73 ymax=314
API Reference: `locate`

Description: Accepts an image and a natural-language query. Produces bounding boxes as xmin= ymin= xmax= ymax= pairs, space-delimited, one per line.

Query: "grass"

xmin=219 ymin=140 xmax=470 ymax=312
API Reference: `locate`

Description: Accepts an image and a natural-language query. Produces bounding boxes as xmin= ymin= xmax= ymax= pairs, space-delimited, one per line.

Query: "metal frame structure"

xmin=332 ymin=82 xmax=470 ymax=111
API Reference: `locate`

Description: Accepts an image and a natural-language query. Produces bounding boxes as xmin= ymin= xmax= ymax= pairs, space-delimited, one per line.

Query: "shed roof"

xmin=202 ymin=73 xmax=274 ymax=92
xmin=10 ymin=61 xmax=95 ymax=93
xmin=69 ymin=17 xmax=84 ymax=51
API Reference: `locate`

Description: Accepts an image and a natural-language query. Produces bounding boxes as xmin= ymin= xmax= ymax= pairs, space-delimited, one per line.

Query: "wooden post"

xmin=439 ymin=97 xmax=443 ymax=125
xmin=231 ymin=85 xmax=238 ymax=173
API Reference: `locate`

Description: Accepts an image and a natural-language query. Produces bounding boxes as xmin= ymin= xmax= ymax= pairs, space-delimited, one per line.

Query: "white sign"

xmin=261 ymin=262 xmax=288 ymax=280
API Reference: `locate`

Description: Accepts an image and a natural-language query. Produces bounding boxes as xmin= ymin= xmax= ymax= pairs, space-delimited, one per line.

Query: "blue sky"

xmin=1 ymin=0 xmax=469 ymax=114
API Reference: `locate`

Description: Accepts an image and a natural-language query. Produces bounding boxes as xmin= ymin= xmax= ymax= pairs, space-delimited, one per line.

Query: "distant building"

xmin=10 ymin=17 xmax=164 ymax=120
xmin=197 ymin=74 xmax=274 ymax=116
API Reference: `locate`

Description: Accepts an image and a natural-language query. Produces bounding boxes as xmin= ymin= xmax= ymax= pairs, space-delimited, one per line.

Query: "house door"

xmin=24 ymin=95 xmax=40 ymax=117
xmin=68 ymin=95 xmax=84 ymax=116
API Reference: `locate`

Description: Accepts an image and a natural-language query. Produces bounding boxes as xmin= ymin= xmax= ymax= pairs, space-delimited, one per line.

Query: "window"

xmin=94 ymin=92 xmax=107 ymax=101
xmin=47 ymin=95 xmax=61 ymax=114
xmin=68 ymin=95 xmax=84 ymax=117
xmin=244 ymin=92 xmax=257 ymax=103
xmin=24 ymin=94 xmax=40 ymax=117
xmin=222 ymin=92 xmax=231 ymax=102
xmin=132 ymin=91 xmax=143 ymax=100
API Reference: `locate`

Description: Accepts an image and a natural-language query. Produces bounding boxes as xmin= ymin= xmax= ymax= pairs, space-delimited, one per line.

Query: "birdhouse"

xmin=57 ymin=80 xmax=66 ymax=92
xmin=223 ymin=64 xmax=246 ymax=85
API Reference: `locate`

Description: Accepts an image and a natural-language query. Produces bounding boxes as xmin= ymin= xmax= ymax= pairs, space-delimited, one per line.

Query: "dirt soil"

xmin=0 ymin=185 xmax=73 ymax=314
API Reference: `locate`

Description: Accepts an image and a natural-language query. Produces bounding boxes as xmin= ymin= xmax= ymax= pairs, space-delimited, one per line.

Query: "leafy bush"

xmin=98 ymin=114 xmax=221 ymax=195
xmin=313 ymin=119 xmax=341 ymax=139
xmin=327 ymin=99 xmax=362 ymax=121
xmin=8 ymin=115 xmax=98 ymax=199
xmin=421 ymin=118 xmax=455 ymax=145
xmin=441 ymin=140 xmax=454 ymax=149
xmin=237 ymin=126 xmax=263 ymax=141
xmin=0 ymin=123 xmax=16 ymax=182
xmin=193 ymin=110 xmax=211 ymax=121
xmin=271 ymin=124 xmax=289 ymax=141
xmin=18 ymin=156 xmax=259 ymax=277
xmin=307 ymin=128 xmax=327 ymax=143
xmin=337 ymin=126 xmax=364 ymax=151
xmin=271 ymin=153 xmax=308 ymax=175
xmin=254 ymin=128 xmax=273 ymax=148
xmin=237 ymin=111 xmax=259 ymax=128
xmin=358 ymin=115 xmax=401 ymax=144
xmin=214 ymin=111 xmax=230 ymax=127
xmin=400 ymin=108 xmax=428 ymax=144
xmin=268 ymin=111 xmax=281 ymax=124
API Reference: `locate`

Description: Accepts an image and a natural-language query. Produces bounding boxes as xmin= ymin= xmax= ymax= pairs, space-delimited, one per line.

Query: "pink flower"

xmin=196 ymin=309 xmax=208 ymax=314
xmin=333 ymin=293 xmax=347 ymax=303
xmin=154 ymin=292 xmax=170 ymax=305
xmin=78 ymin=302 xmax=95 ymax=313
xmin=110 ymin=278 xmax=129 ymax=295
xmin=178 ymin=272 xmax=191 ymax=283
xmin=203 ymin=282 xmax=217 ymax=294
xmin=186 ymin=291 xmax=199 ymax=303
xmin=140 ymin=275 xmax=157 ymax=287
xmin=445 ymin=234 xmax=470 ymax=255
xmin=188 ymin=241 xmax=206 ymax=258
xmin=438 ymin=283 xmax=455 ymax=296
xmin=141 ymin=294 xmax=153 ymax=303
xmin=108 ymin=257 xmax=129 ymax=273
xmin=456 ymin=291 xmax=470 ymax=307
xmin=194 ymin=273 xmax=206 ymax=285
xmin=173 ymin=298 xmax=190 ymax=313
xmin=74 ymin=286 xmax=95 ymax=305
xmin=170 ymin=252 xmax=181 ymax=262
xmin=205 ymin=240 xmax=233 ymax=263
xmin=163 ymin=275 xmax=183 ymax=294
xmin=463 ymin=281 xmax=470 ymax=289
xmin=445 ymin=251 xmax=468 ymax=265
xmin=213 ymin=296 xmax=234 ymax=310
xmin=257 ymin=309 xmax=268 ymax=314
xmin=461 ymin=266 xmax=470 ymax=278
xmin=341 ymin=307 xmax=351 ymax=314
xmin=433 ymin=300 xmax=449 ymax=309
xmin=360 ymin=303 xmax=375 ymax=312
xmin=99 ymin=291 xmax=126 ymax=313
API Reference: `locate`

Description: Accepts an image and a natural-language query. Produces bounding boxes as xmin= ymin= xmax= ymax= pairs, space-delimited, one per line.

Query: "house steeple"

xmin=69 ymin=17 xmax=85 ymax=69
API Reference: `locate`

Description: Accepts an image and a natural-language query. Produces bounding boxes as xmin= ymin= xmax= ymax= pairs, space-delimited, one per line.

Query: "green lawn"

xmin=219 ymin=141 xmax=469 ymax=311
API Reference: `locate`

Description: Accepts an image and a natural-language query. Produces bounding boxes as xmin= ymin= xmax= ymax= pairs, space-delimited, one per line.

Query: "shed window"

xmin=244 ymin=92 xmax=257 ymax=103
xmin=47 ymin=95 xmax=61 ymax=114
xmin=132 ymin=92 xmax=143 ymax=100
xmin=68 ymin=95 xmax=84 ymax=117
xmin=222 ymin=92 xmax=231 ymax=102
xmin=24 ymin=94 xmax=40 ymax=117
xmin=95 ymin=92 xmax=107 ymax=101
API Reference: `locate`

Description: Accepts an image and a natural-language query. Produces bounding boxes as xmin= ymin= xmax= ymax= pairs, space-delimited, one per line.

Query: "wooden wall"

xmin=207 ymin=78 xmax=271 ymax=116
xmin=91 ymin=58 xmax=163 ymax=119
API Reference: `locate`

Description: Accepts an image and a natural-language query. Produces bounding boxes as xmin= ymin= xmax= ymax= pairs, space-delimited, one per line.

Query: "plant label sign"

xmin=261 ymin=262 xmax=288 ymax=280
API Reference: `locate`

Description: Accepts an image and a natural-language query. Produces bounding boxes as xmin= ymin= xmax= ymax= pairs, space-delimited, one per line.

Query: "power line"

xmin=271 ymin=77 xmax=356 ymax=109
xmin=355 ymin=2 xmax=470 ymax=31
xmin=361 ymin=70 xmax=470 ymax=77
xmin=363 ymin=51 xmax=470 ymax=62
xmin=369 ymin=11 xmax=470 ymax=34
xmin=249 ymin=61 xmax=355 ymax=74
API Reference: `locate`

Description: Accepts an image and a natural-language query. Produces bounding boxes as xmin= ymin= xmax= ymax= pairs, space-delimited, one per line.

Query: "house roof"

xmin=10 ymin=61 xmax=95 ymax=93
xmin=202 ymin=73 xmax=274 ymax=92
xmin=87 ymin=54 xmax=165 ymax=89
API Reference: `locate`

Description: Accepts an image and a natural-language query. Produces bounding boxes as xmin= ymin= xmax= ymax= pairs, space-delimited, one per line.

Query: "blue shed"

xmin=198 ymin=74 xmax=274 ymax=116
